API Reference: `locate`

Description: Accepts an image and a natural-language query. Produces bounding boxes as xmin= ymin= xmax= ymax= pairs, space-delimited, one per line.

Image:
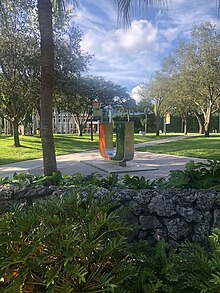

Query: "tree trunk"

xmin=12 ymin=118 xmax=21 ymax=147
xmin=72 ymin=114 xmax=83 ymax=136
xmin=184 ymin=120 xmax=187 ymax=135
xmin=38 ymin=0 xmax=57 ymax=176
xmin=182 ymin=116 xmax=187 ymax=135
xmin=194 ymin=112 xmax=204 ymax=134
xmin=90 ymin=106 xmax=93 ymax=141
xmin=155 ymin=115 xmax=160 ymax=136
xmin=204 ymin=108 xmax=212 ymax=137
xmin=79 ymin=126 xmax=83 ymax=136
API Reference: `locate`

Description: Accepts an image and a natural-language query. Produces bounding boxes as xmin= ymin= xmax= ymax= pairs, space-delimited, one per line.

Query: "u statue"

xmin=99 ymin=121 xmax=134 ymax=166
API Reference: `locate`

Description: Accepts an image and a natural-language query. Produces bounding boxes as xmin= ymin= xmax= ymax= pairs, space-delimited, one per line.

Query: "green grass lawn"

xmin=137 ymin=135 xmax=220 ymax=160
xmin=2 ymin=132 xmax=215 ymax=166
xmin=0 ymin=133 xmax=179 ymax=165
xmin=0 ymin=134 xmax=100 ymax=165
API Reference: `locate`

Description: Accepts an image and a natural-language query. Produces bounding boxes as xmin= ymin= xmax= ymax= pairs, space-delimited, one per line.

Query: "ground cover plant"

xmin=137 ymin=135 xmax=220 ymax=160
xmin=0 ymin=133 xmax=180 ymax=165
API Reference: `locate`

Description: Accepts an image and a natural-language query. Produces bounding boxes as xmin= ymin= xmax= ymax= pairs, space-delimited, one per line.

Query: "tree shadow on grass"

xmin=8 ymin=145 xmax=42 ymax=151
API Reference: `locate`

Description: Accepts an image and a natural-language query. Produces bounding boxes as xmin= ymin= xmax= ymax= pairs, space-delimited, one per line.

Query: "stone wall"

xmin=110 ymin=188 xmax=220 ymax=247
xmin=1 ymin=185 xmax=220 ymax=247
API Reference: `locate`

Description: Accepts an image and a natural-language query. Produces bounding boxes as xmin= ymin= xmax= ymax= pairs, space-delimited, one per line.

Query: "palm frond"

xmin=114 ymin=0 xmax=168 ymax=26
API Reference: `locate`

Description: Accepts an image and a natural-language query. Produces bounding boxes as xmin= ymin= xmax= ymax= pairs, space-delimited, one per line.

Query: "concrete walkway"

xmin=0 ymin=135 xmax=205 ymax=180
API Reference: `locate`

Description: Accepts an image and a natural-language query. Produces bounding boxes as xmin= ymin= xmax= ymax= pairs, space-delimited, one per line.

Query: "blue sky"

xmin=72 ymin=0 xmax=219 ymax=98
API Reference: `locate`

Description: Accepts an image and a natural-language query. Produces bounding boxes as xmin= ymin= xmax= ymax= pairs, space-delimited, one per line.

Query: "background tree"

xmin=136 ymin=72 xmax=169 ymax=136
xmin=164 ymin=22 xmax=220 ymax=136
xmin=56 ymin=75 xmax=129 ymax=139
xmin=180 ymin=23 xmax=220 ymax=136
xmin=161 ymin=56 xmax=193 ymax=135
xmin=0 ymin=0 xmax=40 ymax=146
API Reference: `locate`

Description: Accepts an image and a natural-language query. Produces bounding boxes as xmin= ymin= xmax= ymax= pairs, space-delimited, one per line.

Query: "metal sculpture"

xmin=99 ymin=121 xmax=134 ymax=166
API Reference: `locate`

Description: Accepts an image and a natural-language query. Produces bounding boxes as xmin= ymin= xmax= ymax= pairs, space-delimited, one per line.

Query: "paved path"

xmin=0 ymin=135 xmax=205 ymax=180
xmin=133 ymin=135 xmax=193 ymax=148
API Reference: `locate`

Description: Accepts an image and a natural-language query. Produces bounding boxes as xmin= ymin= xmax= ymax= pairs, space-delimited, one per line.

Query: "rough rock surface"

xmin=1 ymin=185 xmax=220 ymax=247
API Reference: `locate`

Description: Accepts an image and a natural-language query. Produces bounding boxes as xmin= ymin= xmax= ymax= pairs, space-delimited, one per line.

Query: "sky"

xmin=72 ymin=0 xmax=219 ymax=99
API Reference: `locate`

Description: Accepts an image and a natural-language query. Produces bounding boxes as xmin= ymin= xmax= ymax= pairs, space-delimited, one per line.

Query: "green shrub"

xmin=171 ymin=229 xmax=220 ymax=293
xmin=2 ymin=167 xmax=220 ymax=292
xmin=121 ymin=175 xmax=153 ymax=189
xmin=157 ymin=160 xmax=220 ymax=190
xmin=0 ymin=192 xmax=136 ymax=292
xmin=61 ymin=173 xmax=120 ymax=189
xmin=124 ymin=240 xmax=175 ymax=293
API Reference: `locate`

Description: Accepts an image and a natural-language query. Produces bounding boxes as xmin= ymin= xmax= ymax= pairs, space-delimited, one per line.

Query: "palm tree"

xmin=37 ymin=0 xmax=56 ymax=176
xmin=37 ymin=0 xmax=77 ymax=176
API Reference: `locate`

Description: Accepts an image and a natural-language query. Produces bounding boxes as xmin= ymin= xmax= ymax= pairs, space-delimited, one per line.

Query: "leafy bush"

xmin=0 ymin=192 xmax=136 ymax=292
xmin=171 ymin=229 xmax=220 ymax=293
xmin=121 ymin=174 xmax=153 ymax=189
xmin=157 ymin=160 xmax=220 ymax=190
xmin=61 ymin=173 xmax=120 ymax=189
xmin=124 ymin=240 xmax=175 ymax=293
xmin=2 ymin=172 xmax=156 ymax=190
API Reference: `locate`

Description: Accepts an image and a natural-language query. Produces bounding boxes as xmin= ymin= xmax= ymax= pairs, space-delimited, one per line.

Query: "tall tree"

xmin=181 ymin=23 xmax=220 ymax=137
xmin=0 ymin=0 xmax=40 ymax=146
xmin=166 ymin=23 xmax=220 ymax=137
xmin=37 ymin=0 xmax=57 ymax=175
xmin=136 ymin=74 xmax=169 ymax=136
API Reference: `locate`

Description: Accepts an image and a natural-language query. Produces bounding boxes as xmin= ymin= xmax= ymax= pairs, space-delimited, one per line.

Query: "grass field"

xmin=2 ymin=133 xmax=220 ymax=165
xmin=137 ymin=134 xmax=220 ymax=160
xmin=0 ymin=133 xmax=178 ymax=165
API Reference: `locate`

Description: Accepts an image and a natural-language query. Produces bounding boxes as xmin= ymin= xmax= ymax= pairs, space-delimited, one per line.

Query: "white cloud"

xmin=131 ymin=85 xmax=145 ymax=102
xmin=112 ymin=20 xmax=157 ymax=52
xmin=80 ymin=19 xmax=158 ymax=55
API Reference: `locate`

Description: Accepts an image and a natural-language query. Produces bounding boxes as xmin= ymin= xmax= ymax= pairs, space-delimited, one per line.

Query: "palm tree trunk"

xmin=37 ymin=0 xmax=57 ymax=176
